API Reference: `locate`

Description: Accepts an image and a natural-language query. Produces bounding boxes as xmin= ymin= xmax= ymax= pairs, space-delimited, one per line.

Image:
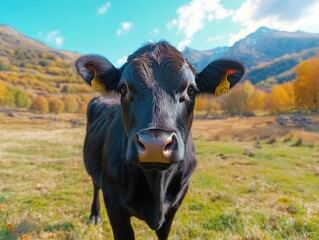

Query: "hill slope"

xmin=0 ymin=25 xmax=86 ymax=95
xmin=183 ymin=27 xmax=319 ymax=89
xmin=0 ymin=25 xmax=97 ymax=112
xmin=1 ymin=25 xmax=319 ymax=100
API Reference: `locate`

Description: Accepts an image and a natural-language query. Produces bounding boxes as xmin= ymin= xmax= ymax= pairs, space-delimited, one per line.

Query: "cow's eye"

xmin=118 ymin=84 xmax=127 ymax=96
xmin=187 ymin=86 xmax=196 ymax=98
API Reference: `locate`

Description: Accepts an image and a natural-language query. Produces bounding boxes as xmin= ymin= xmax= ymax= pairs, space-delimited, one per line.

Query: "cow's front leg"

xmin=103 ymin=193 xmax=134 ymax=240
xmin=90 ymin=180 xmax=101 ymax=225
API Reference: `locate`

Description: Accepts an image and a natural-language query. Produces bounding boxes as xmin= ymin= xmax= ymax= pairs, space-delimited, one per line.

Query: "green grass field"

xmin=0 ymin=116 xmax=319 ymax=239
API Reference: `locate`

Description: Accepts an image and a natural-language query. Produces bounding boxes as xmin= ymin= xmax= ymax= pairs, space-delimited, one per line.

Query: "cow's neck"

xmin=142 ymin=167 xmax=179 ymax=228
xmin=145 ymin=169 xmax=171 ymax=200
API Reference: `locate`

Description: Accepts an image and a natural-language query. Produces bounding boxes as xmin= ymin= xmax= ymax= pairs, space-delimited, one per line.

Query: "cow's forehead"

xmin=120 ymin=42 xmax=196 ymax=93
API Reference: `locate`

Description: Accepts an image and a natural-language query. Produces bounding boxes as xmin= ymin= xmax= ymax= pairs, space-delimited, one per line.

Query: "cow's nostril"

xmin=163 ymin=134 xmax=176 ymax=156
xmin=135 ymin=135 xmax=146 ymax=152
xmin=164 ymin=141 xmax=173 ymax=151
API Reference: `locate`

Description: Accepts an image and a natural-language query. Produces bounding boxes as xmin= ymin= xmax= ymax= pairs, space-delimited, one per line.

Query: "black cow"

xmin=76 ymin=41 xmax=244 ymax=240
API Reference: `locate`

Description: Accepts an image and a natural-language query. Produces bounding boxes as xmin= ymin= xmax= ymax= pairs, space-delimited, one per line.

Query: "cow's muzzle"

xmin=135 ymin=129 xmax=177 ymax=169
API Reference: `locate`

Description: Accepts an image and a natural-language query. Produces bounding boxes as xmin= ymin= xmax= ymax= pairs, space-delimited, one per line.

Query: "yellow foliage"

xmin=195 ymin=96 xmax=220 ymax=115
xmin=63 ymin=95 xmax=79 ymax=113
xmin=0 ymin=81 xmax=16 ymax=106
xmin=294 ymin=57 xmax=319 ymax=111
xmin=31 ymin=96 xmax=49 ymax=113
xmin=7 ymin=49 xmax=15 ymax=55
xmin=267 ymin=84 xmax=294 ymax=113
xmin=195 ymin=97 xmax=206 ymax=111
xmin=221 ymin=81 xmax=255 ymax=116
xmin=78 ymin=101 xmax=88 ymax=113
xmin=248 ymin=89 xmax=267 ymax=112
xmin=0 ymin=81 xmax=8 ymax=103
xmin=48 ymin=97 xmax=64 ymax=113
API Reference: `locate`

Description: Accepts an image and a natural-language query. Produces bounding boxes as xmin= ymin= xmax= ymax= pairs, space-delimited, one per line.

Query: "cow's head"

xmin=76 ymin=42 xmax=244 ymax=170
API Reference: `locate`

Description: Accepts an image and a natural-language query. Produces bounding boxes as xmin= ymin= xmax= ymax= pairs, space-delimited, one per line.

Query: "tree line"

xmin=0 ymin=56 xmax=318 ymax=115
xmin=195 ymin=56 xmax=319 ymax=116
xmin=0 ymin=81 xmax=92 ymax=114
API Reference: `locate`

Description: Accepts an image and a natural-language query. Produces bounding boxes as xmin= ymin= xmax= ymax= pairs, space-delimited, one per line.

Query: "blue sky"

xmin=1 ymin=0 xmax=319 ymax=66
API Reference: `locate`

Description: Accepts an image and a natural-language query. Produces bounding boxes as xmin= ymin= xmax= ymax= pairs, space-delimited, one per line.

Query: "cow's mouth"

xmin=138 ymin=162 xmax=172 ymax=171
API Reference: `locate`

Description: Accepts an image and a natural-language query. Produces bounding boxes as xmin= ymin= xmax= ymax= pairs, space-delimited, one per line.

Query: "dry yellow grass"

xmin=192 ymin=115 xmax=319 ymax=146
xmin=0 ymin=114 xmax=318 ymax=239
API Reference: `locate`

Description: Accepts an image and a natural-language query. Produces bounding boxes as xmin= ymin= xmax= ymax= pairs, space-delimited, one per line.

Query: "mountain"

xmin=1 ymin=24 xmax=319 ymax=101
xmin=183 ymin=46 xmax=229 ymax=71
xmin=183 ymin=27 xmax=319 ymax=89
xmin=0 ymin=25 xmax=77 ymax=59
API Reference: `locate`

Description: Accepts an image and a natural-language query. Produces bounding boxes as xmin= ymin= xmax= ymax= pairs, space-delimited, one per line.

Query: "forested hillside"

xmin=0 ymin=25 xmax=318 ymax=116
xmin=196 ymin=56 xmax=319 ymax=116
xmin=0 ymin=25 xmax=96 ymax=113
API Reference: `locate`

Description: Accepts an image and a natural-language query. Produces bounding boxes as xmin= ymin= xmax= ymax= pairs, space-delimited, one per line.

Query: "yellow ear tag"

xmin=215 ymin=73 xmax=230 ymax=96
xmin=91 ymin=71 xmax=107 ymax=94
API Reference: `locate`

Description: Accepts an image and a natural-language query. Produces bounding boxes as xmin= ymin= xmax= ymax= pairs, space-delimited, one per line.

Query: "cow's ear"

xmin=76 ymin=55 xmax=121 ymax=94
xmin=195 ymin=59 xmax=245 ymax=96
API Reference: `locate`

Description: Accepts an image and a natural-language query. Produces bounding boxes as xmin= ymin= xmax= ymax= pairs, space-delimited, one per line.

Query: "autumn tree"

xmin=266 ymin=83 xmax=294 ymax=113
xmin=220 ymin=81 xmax=255 ymax=116
xmin=0 ymin=81 xmax=8 ymax=105
xmin=282 ymin=81 xmax=295 ymax=110
xmin=294 ymin=57 xmax=319 ymax=111
xmin=15 ymin=90 xmax=31 ymax=108
xmin=63 ymin=95 xmax=79 ymax=113
xmin=0 ymin=82 xmax=30 ymax=108
xmin=30 ymin=96 xmax=49 ymax=113
xmin=78 ymin=101 xmax=87 ymax=114
xmin=1 ymin=86 xmax=15 ymax=106
xmin=195 ymin=96 xmax=221 ymax=115
xmin=195 ymin=96 xmax=206 ymax=112
xmin=205 ymin=99 xmax=221 ymax=115
xmin=48 ymin=97 xmax=64 ymax=113
xmin=248 ymin=89 xmax=267 ymax=113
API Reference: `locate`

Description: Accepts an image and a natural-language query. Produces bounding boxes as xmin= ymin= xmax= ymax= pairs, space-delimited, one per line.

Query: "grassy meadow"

xmin=0 ymin=113 xmax=319 ymax=239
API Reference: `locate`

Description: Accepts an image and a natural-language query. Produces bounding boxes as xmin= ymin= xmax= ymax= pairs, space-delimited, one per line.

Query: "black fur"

xmin=77 ymin=41 xmax=245 ymax=240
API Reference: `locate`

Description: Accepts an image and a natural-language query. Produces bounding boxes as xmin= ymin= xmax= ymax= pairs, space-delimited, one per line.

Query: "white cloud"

xmin=230 ymin=0 xmax=319 ymax=45
xmin=167 ymin=0 xmax=233 ymax=38
xmin=151 ymin=28 xmax=160 ymax=36
xmin=177 ymin=39 xmax=191 ymax=51
xmin=97 ymin=2 xmax=111 ymax=16
xmin=116 ymin=55 xmax=127 ymax=66
xmin=46 ymin=30 xmax=64 ymax=47
xmin=116 ymin=22 xmax=133 ymax=36
xmin=55 ymin=36 xmax=64 ymax=46
xmin=167 ymin=19 xmax=177 ymax=31
xmin=168 ymin=0 xmax=233 ymax=51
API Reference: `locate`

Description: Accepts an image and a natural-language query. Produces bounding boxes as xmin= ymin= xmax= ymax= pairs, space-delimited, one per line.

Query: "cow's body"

xmin=85 ymin=96 xmax=196 ymax=235
xmin=76 ymin=41 xmax=245 ymax=240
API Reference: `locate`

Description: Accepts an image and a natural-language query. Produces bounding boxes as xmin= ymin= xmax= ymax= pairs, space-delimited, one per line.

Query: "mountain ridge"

xmin=1 ymin=25 xmax=319 ymax=95
xmin=183 ymin=27 xmax=319 ymax=89
xmin=0 ymin=24 xmax=79 ymax=60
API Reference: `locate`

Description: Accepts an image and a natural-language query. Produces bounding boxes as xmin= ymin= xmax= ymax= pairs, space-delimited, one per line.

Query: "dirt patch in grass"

xmin=192 ymin=115 xmax=319 ymax=146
